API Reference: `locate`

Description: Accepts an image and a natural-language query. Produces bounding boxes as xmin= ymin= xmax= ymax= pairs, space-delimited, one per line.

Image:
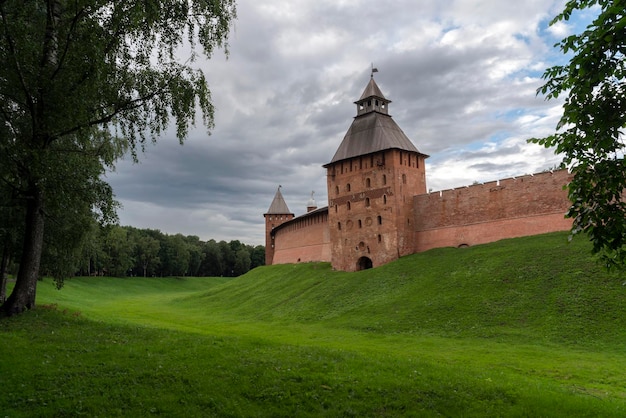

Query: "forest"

xmin=2 ymin=224 xmax=264 ymax=282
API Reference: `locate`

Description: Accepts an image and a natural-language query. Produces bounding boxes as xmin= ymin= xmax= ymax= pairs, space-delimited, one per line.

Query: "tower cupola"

xmin=355 ymin=74 xmax=391 ymax=116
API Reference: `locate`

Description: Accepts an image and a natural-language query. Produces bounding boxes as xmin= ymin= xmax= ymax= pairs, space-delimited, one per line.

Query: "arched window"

xmin=358 ymin=219 xmax=362 ymax=228
xmin=366 ymin=178 xmax=371 ymax=188
xmin=347 ymin=201 xmax=351 ymax=210
xmin=337 ymin=222 xmax=341 ymax=230
xmin=383 ymin=195 xmax=387 ymax=205
xmin=335 ymin=185 xmax=339 ymax=195
xmin=377 ymin=234 xmax=382 ymax=243
xmin=382 ymin=174 xmax=387 ymax=185
xmin=334 ymin=205 xmax=338 ymax=213
xmin=346 ymin=183 xmax=351 ymax=192
xmin=377 ymin=215 xmax=382 ymax=225
xmin=365 ymin=198 xmax=370 ymax=207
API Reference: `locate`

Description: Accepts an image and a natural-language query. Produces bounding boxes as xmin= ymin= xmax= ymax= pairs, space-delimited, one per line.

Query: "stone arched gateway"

xmin=357 ymin=256 xmax=373 ymax=271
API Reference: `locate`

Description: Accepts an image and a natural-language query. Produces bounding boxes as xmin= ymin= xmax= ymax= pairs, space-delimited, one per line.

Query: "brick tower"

xmin=264 ymin=186 xmax=294 ymax=265
xmin=324 ymin=73 xmax=429 ymax=271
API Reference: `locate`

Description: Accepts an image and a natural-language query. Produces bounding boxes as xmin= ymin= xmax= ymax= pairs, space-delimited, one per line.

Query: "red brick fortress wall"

xmin=413 ymin=169 xmax=573 ymax=252
xmin=271 ymin=209 xmax=331 ymax=264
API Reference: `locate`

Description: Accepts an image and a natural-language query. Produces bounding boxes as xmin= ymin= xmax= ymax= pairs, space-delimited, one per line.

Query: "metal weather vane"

xmin=371 ymin=63 xmax=378 ymax=78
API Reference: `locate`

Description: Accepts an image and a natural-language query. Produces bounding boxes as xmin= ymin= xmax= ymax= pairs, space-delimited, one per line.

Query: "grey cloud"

xmin=468 ymin=162 xmax=528 ymax=173
xmin=460 ymin=144 xmax=523 ymax=161
xmin=105 ymin=0 xmax=573 ymax=245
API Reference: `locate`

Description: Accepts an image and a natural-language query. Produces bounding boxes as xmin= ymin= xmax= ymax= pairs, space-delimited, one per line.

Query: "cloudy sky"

xmin=106 ymin=0 xmax=597 ymax=246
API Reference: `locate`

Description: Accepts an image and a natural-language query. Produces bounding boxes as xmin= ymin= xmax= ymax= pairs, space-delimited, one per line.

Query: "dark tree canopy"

xmin=0 ymin=0 xmax=236 ymax=315
xmin=531 ymin=0 xmax=626 ymax=267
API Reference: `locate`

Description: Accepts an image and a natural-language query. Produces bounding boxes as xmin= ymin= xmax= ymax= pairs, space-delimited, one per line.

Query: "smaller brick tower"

xmin=264 ymin=186 xmax=294 ymax=265
xmin=324 ymin=73 xmax=428 ymax=271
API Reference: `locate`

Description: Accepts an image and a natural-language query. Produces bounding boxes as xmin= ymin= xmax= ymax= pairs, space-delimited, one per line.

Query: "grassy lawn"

xmin=1 ymin=232 xmax=625 ymax=416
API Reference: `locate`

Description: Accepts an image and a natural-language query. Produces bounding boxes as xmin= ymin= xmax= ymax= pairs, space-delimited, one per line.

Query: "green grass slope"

xmin=2 ymin=232 xmax=625 ymax=417
xmin=185 ymin=232 xmax=626 ymax=347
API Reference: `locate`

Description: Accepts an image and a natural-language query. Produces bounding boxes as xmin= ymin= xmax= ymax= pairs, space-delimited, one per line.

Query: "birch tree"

xmin=0 ymin=0 xmax=236 ymax=315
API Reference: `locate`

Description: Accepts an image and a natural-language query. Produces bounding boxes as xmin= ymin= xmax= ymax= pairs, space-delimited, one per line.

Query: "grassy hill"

xmin=186 ymin=232 xmax=626 ymax=347
xmin=1 ymin=232 xmax=626 ymax=416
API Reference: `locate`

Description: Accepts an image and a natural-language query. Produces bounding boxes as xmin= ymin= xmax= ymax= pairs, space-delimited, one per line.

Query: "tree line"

xmin=90 ymin=226 xmax=265 ymax=278
xmin=1 ymin=223 xmax=264 ymax=287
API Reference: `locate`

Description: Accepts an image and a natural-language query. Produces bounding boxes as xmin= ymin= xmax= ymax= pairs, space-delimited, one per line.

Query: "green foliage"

xmin=73 ymin=225 xmax=263 ymax=278
xmin=233 ymin=247 xmax=252 ymax=276
xmin=133 ymin=233 xmax=161 ymax=278
xmin=158 ymin=234 xmax=190 ymax=276
xmin=1 ymin=0 xmax=236 ymax=149
xmin=250 ymin=244 xmax=266 ymax=268
xmin=101 ymin=226 xmax=134 ymax=277
xmin=199 ymin=239 xmax=225 ymax=276
xmin=2 ymin=233 xmax=625 ymax=416
xmin=530 ymin=0 xmax=626 ymax=267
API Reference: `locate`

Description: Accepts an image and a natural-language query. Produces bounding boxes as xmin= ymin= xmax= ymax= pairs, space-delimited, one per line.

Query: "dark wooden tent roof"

xmin=325 ymin=76 xmax=427 ymax=167
xmin=265 ymin=186 xmax=292 ymax=215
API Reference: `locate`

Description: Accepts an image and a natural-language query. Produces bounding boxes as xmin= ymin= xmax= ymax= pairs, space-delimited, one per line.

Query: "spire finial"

xmin=306 ymin=190 xmax=317 ymax=212
xmin=371 ymin=63 xmax=379 ymax=78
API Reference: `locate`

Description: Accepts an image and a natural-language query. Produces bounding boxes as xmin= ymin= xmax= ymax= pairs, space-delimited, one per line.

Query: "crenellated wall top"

xmin=423 ymin=169 xmax=571 ymax=200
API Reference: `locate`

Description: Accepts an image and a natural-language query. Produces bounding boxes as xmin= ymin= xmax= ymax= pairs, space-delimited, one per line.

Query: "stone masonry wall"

xmin=272 ymin=209 xmax=331 ymax=264
xmin=413 ymin=169 xmax=572 ymax=251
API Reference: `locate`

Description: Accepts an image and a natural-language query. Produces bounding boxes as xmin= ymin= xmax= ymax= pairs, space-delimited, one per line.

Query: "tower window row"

xmin=399 ymin=151 xmax=420 ymax=168
xmin=334 ymin=152 xmax=420 ymax=174
xmin=336 ymin=153 xmax=387 ymax=174
xmin=334 ymin=175 xmax=387 ymax=195
xmin=268 ymin=216 xmax=289 ymax=221
xmin=334 ymin=195 xmax=387 ymax=212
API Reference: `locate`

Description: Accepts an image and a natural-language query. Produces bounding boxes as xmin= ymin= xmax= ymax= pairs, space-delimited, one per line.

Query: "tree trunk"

xmin=1 ymin=187 xmax=45 ymax=316
xmin=0 ymin=243 xmax=10 ymax=303
xmin=1 ymin=0 xmax=57 ymax=316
